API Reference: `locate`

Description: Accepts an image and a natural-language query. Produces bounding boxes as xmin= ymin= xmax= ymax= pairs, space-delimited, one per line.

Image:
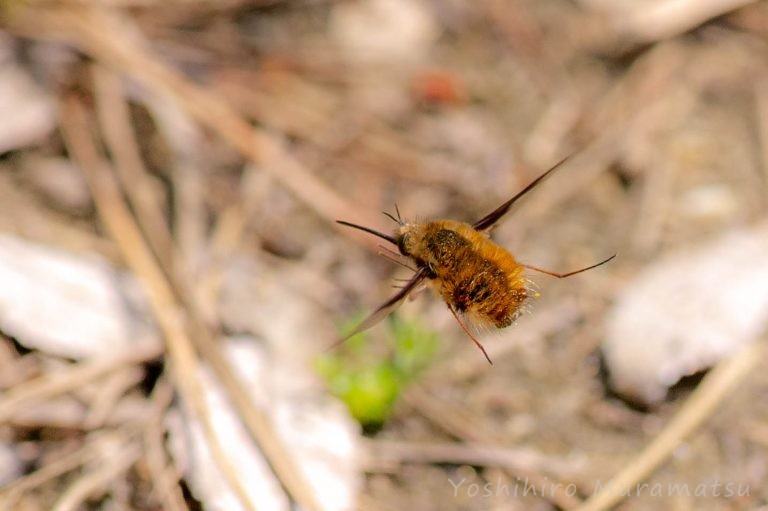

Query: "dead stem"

xmin=0 ymin=343 xmax=160 ymax=423
xmin=58 ymin=94 xmax=261 ymax=511
xmin=142 ymin=378 xmax=189 ymax=511
xmin=9 ymin=4 xmax=379 ymax=249
xmin=362 ymin=438 xmax=585 ymax=480
xmin=92 ymin=65 xmax=176 ymax=268
xmin=51 ymin=440 xmax=142 ymax=511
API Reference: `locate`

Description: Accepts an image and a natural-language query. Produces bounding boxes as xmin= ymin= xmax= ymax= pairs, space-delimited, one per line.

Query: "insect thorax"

xmin=411 ymin=220 xmax=528 ymax=328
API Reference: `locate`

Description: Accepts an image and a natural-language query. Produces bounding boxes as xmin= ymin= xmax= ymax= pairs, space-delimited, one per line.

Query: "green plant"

xmin=316 ymin=313 xmax=438 ymax=428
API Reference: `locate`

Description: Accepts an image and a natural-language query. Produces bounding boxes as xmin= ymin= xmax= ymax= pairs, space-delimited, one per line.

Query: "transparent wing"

xmin=472 ymin=156 xmax=570 ymax=232
xmin=329 ymin=268 xmax=427 ymax=350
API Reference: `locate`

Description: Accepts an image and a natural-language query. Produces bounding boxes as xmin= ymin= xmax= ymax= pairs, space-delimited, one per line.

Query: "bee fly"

xmin=336 ymin=157 xmax=615 ymax=364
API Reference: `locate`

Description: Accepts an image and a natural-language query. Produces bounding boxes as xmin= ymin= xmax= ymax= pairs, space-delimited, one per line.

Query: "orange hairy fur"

xmin=334 ymin=157 xmax=615 ymax=364
xmin=398 ymin=219 xmax=529 ymax=328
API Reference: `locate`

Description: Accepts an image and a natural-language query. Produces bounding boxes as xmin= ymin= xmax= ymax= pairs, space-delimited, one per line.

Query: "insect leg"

xmin=521 ymin=254 xmax=616 ymax=279
xmin=448 ymin=306 xmax=493 ymax=365
xmin=406 ymin=280 xmax=427 ymax=300
xmin=378 ymin=245 xmax=417 ymax=271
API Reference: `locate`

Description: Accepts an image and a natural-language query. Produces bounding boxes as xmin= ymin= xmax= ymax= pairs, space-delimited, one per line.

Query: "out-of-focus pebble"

xmin=20 ymin=155 xmax=92 ymax=213
xmin=167 ymin=336 xmax=361 ymax=511
xmin=603 ymin=221 xmax=768 ymax=405
xmin=330 ymin=0 xmax=439 ymax=65
xmin=0 ymin=234 xmax=157 ymax=359
xmin=0 ymin=443 xmax=21 ymax=486
xmin=676 ymin=184 xmax=738 ymax=223
xmin=0 ymin=63 xmax=55 ymax=154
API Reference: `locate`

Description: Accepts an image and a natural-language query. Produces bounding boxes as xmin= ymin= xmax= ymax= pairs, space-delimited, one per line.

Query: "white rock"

xmin=21 ymin=155 xmax=92 ymax=212
xmin=330 ymin=0 xmax=439 ymax=65
xmin=676 ymin=184 xmax=738 ymax=222
xmin=168 ymin=337 xmax=360 ymax=511
xmin=0 ymin=443 xmax=21 ymax=486
xmin=0 ymin=63 xmax=55 ymax=154
xmin=0 ymin=234 xmax=157 ymax=359
xmin=603 ymin=222 xmax=768 ymax=405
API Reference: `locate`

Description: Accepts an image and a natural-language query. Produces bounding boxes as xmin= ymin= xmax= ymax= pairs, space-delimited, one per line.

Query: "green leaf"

xmin=341 ymin=363 xmax=401 ymax=425
xmin=390 ymin=315 xmax=438 ymax=378
xmin=317 ymin=311 xmax=438 ymax=427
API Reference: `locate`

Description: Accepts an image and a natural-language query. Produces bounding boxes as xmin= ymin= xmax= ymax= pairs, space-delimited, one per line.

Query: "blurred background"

xmin=0 ymin=0 xmax=767 ymax=510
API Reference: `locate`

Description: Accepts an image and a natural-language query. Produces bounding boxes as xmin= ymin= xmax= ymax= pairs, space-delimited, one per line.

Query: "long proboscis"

xmin=336 ymin=220 xmax=397 ymax=245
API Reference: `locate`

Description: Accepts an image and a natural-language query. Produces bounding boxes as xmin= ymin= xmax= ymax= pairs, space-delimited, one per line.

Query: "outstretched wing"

xmin=329 ymin=268 xmax=427 ymax=350
xmin=472 ymin=156 xmax=570 ymax=232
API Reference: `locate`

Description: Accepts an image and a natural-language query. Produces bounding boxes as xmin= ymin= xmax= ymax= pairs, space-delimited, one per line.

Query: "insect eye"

xmin=397 ymin=233 xmax=410 ymax=256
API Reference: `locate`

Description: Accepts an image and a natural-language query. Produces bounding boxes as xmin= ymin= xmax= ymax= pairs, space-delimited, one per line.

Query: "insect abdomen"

xmin=417 ymin=221 xmax=529 ymax=328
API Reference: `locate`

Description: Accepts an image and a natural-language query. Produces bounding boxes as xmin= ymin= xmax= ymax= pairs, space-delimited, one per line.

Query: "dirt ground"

xmin=1 ymin=0 xmax=768 ymax=510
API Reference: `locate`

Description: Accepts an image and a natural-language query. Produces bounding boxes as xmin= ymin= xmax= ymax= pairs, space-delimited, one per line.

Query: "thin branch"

xmin=0 ymin=437 xmax=102 ymax=506
xmin=58 ymin=94 xmax=260 ymax=511
xmin=143 ymin=378 xmax=189 ymax=511
xmin=92 ymin=65 xmax=176 ymax=268
xmin=754 ymin=72 xmax=768 ymax=210
xmin=51 ymin=441 xmax=142 ymax=511
xmin=31 ymin=23 xmax=351 ymax=507
xmin=363 ymin=438 xmax=586 ymax=480
xmin=10 ymin=4 xmax=379 ymax=244
xmin=0 ymin=342 xmax=160 ymax=423
xmin=83 ymin=366 xmax=145 ymax=429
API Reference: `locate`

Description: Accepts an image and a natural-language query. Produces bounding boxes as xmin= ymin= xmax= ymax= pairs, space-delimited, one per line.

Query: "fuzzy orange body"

xmin=398 ymin=219 xmax=529 ymax=328
xmin=335 ymin=156 xmax=614 ymax=363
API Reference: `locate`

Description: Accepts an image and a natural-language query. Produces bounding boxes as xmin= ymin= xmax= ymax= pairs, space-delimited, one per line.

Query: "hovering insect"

xmin=336 ymin=157 xmax=615 ymax=364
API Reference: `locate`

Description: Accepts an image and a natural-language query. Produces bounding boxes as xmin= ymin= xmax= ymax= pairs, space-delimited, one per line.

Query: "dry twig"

xmin=83 ymin=366 xmax=145 ymax=429
xmin=51 ymin=440 xmax=142 ymax=511
xmin=0 ymin=437 xmax=103 ymax=507
xmin=0 ymin=343 xmax=160 ymax=423
xmin=0 ymin=22 xmax=353 ymax=508
xmin=92 ymin=66 xmax=176 ymax=266
xmin=754 ymin=73 xmax=768 ymax=207
xmin=363 ymin=438 xmax=585 ymax=480
xmin=142 ymin=378 xmax=189 ymax=511
xmin=5 ymin=4 xmax=379 ymax=246
xmin=58 ymin=95 xmax=260 ymax=511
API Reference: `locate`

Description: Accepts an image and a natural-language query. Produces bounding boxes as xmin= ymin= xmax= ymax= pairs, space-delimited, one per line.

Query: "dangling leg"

xmin=448 ymin=306 xmax=492 ymax=365
xmin=378 ymin=245 xmax=417 ymax=272
xmin=406 ymin=280 xmax=427 ymax=300
xmin=393 ymin=277 xmax=428 ymax=298
xmin=522 ymin=254 xmax=615 ymax=279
